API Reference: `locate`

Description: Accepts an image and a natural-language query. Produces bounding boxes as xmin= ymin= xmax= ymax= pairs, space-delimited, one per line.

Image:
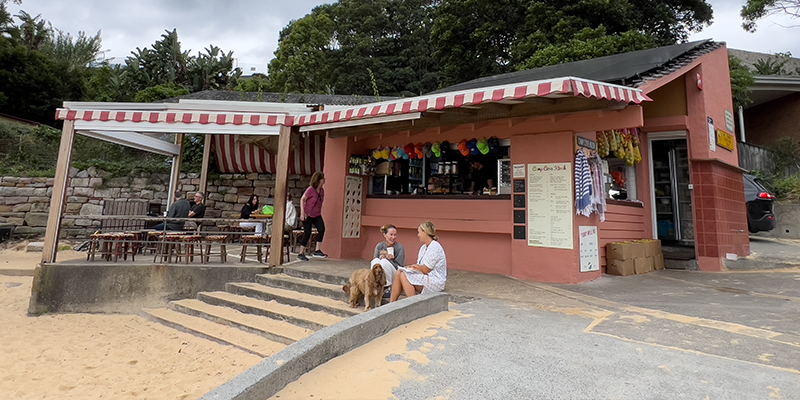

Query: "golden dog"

xmin=342 ymin=263 xmax=387 ymax=310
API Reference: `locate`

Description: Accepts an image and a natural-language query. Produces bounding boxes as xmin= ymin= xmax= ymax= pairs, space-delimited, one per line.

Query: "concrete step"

xmin=169 ymin=299 xmax=314 ymax=345
xmin=283 ymin=266 xmax=350 ymax=286
xmin=226 ymin=282 xmax=361 ymax=318
xmin=197 ymin=291 xmax=344 ymax=331
xmin=255 ymin=273 xmax=348 ymax=302
xmin=141 ymin=308 xmax=286 ymax=358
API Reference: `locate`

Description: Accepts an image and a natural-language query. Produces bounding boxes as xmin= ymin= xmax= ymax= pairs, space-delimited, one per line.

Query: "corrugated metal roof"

xmin=167 ymin=91 xmax=396 ymax=106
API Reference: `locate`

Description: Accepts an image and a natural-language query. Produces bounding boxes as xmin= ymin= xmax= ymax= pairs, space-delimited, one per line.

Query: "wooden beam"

xmin=268 ymin=125 xmax=293 ymax=266
xmin=167 ymin=134 xmax=185 ymax=204
xmin=41 ymin=120 xmax=76 ymax=264
xmin=199 ymin=134 xmax=212 ymax=195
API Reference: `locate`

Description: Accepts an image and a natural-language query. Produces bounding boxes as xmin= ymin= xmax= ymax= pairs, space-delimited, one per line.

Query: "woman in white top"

xmin=390 ymin=221 xmax=447 ymax=302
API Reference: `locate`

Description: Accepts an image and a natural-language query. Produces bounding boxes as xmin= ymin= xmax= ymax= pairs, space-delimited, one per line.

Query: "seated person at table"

xmin=152 ymin=191 xmax=190 ymax=231
xmin=390 ymin=221 xmax=447 ymax=302
xmin=239 ymin=194 xmax=264 ymax=236
xmin=370 ymin=224 xmax=405 ymax=291
xmin=184 ymin=192 xmax=206 ymax=230
xmin=284 ymin=192 xmax=298 ymax=233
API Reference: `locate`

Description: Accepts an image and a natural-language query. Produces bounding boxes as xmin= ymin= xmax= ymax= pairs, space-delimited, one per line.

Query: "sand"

xmin=270 ymin=308 xmax=468 ymax=400
xmin=0 ymin=247 xmax=263 ymax=400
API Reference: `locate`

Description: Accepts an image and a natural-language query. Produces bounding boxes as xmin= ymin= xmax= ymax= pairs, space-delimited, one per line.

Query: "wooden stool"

xmin=146 ymin=231 xmax=165 ymax=254
xmin=111 ymin=232 xmax=136 ymax=262
xmin=291 ymin=228 xmax=319 ymax=254
xmin=125 ymin=230 xmax=147 ymax=255
xmin=177 ymin=235 xmax=203 ymax=263
xmin=154 ymin=232 xmax=188 ymax=263
xmin=203 ymin=235 xmax=228 ymax=263
xmin=240 ymin=235 xmax=267 ymax=263
xmin=88 ymin=232 xmax=113 ymax=261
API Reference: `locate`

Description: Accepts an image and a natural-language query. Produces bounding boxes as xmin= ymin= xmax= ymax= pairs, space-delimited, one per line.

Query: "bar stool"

xmin=125 ymin=230 xmax=147 ymax=255
xmin=240 ymin=235 xmax=267 ymax=263
xmin=154 ymin=232 xmax=188 ymax=263
xmin=111 ymin=232 xmax=136 ymax=262
xmin=291 ymin=228 xmax=319 ymax=255
xmin=177 ymin=235 xmax=203 ymax=263
xmin=203 ymin=235 xmax=229 ymax=263
xmin=88 ymin=232 xmax=112 ymax=261
xmin=146 ymin=231 xmax=165 ymax=254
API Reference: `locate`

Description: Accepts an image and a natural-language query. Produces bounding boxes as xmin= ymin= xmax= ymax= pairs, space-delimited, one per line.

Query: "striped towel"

xmin=575 ymin=150 xmax=593 ymax=217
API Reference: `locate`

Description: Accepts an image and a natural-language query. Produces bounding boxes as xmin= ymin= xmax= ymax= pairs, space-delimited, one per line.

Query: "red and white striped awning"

xmin=54 ymin=109 xmax=293 ymax=126
xmin=213 ymin=134 xmax=325 ymax=175
xmin=55 ymin=77 xmax=648 ymax=129
xmin=293 ymin=77 xmax=650 ymax=127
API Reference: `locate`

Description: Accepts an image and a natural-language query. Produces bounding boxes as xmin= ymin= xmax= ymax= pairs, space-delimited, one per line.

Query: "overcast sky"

xmin=7 ymin=0 xmax=800 ymax=75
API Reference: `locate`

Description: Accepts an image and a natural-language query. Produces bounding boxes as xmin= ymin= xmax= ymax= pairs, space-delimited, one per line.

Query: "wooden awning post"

xmin=41 ymin=120 xmax=76 ymax=264
xmin=199 ymin=134 xmax=212 ymax=195
xmin=268 ymin=125 xmax=293 ymax=266
xmin=167 ymin=133 xmax=185 ymax=204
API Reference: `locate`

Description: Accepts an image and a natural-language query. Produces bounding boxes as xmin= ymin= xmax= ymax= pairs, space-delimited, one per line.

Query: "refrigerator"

xmin=652 ymin=140 xmax=693 ymax=243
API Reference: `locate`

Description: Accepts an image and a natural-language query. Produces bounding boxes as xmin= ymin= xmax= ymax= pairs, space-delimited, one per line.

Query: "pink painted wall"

xmin=320 ymin=135 xmax=370 ymax=259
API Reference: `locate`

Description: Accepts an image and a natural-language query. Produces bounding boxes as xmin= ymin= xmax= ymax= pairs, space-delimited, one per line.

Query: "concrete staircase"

xmin=142 ymin=267 xmax=363 ymax=358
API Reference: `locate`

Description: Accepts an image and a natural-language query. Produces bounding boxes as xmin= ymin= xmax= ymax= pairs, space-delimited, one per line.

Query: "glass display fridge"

xmin=652 ymin=140 xmax=693 ymax=244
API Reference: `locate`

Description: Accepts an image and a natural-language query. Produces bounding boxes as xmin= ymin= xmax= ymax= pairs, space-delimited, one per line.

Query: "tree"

xmin=267 ymin=0 xmax=440 ymax=97
xmin=432 ymin=0 xmax=713 ymax=86
xmin=728 ymin=55 xmax=755 ymax=110
xmin=41 ymin=28 xmax=102 ymax=72
xmin=741 ymin=0 xmax=800 ymax=32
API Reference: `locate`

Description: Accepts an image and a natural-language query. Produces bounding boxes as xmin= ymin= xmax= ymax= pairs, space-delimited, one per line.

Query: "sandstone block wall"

xmin=0 ymin=167 xmax=310 ymax=239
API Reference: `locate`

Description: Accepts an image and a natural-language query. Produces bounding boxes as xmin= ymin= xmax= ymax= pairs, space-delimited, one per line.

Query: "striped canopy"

xmin=213 ymin=134 xmax=324 ymax=175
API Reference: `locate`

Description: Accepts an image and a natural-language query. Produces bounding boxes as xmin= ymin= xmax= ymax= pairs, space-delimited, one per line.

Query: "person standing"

xmin=469 ymin=158 xmax=494 ymax=194
xmin=298 ymin=172 xmax=327 ymax=261
xmin=152 ymin=191 xmax=191 ymax=231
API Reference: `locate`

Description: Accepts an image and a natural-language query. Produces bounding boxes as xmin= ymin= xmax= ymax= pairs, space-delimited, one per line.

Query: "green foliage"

xmin=769 ymin=137 xmax=800 ymax=172
xmin=40 ymin=28 xmax=102 ymax=72
xmin=740 ymin=0 xmax=800 ymax=32
xmin=518 ymin=27 xmax=658 ymax=69
xmin=180 ymin=134 xmax=218 ymax=175
xmin=0 ymin=41 xmax=86 ymax=124
xmin=268 ymin=10 xmax=336 ymax=93
xmin=752 ymin=55 xmax=794 ymax=75
xmin=134 ymin=82 xmax=190 ymax=103
xmin=0 ymin=121 xmax=170 ymax=177
xmin=754 ymin=171 xmax=800 ymax=202
xmin=728 ymin=55 xmax=755 ymax=110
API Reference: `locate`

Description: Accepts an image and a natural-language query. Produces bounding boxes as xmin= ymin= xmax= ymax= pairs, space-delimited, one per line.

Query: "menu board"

xmin=342 ymin=176 xmax=363 ymax=238
xmin=527 ymin=163 xmax=573 ymax=249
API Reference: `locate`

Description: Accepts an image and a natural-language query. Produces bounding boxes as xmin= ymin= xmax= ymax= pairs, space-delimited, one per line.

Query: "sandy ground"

xmin=0 ymin=246 xmax=263 ymax=400
xmin=270 ymin=308 xmax=467 ymax=400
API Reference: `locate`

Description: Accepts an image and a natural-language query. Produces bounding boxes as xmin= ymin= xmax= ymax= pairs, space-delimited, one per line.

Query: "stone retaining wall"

xmin=0 ymin=167 xmax=310 ymax=239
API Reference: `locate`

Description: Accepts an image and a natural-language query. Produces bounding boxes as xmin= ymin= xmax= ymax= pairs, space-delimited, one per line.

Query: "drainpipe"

xmin=738 ymin=106 xmax=746 ymax=142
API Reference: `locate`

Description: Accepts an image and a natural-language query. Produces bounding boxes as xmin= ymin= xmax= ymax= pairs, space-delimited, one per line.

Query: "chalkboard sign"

xmin=514 ymin=225 xmax=526 ymax=240
xmin=513 ymin=179 xmax=525 ymax=193
xmin=514 ymin=210 xmax=525 ymax=224
xmin=514 ymin=194 xmax=525 ymax=208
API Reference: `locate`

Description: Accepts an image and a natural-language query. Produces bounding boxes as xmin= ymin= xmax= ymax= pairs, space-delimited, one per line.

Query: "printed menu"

xmin=527 ymin=163 xmax=573 ymax=249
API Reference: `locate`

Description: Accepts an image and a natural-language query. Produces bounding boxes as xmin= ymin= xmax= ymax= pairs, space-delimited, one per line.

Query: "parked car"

xmin=743 ymin=174 xmax=776 ymax=233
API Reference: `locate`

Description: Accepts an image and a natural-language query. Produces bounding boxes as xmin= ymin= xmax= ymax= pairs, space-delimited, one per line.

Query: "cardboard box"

xmin=653 ymin=253 xmax=665 ymax=270
xmin=635 ymin=257 xmax=652 ymax=274
xmin=606 ymin=259 xmax=635 ymax=276
xmin=375 ymin=161 xmax=392 ymax=175
xmin=606 ymin=242 xmax=646 ymax=261
xmin=645 ymin=240 xmax=662 ymax=257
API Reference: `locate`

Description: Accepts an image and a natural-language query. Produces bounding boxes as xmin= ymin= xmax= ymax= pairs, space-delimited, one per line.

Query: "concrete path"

xmin=281 ymin=255 xmax=800 ymax=399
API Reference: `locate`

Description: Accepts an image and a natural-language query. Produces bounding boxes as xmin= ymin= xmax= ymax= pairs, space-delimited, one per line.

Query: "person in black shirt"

xmin=469 ymin=159 xmax=494 ymax=194
xmin=184 ymin=192 xmax=207 ymax=231
xmin=239 ymin=194 xmax=264 ymax=235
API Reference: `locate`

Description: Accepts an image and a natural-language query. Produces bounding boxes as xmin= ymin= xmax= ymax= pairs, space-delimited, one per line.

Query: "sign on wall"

xmin=579 ymin=226 xmax=600 ymax=272
xmin=527 ymin=163 xmax=573 ymax=249
xmin=513 ymin=164 xmax=526 ymax=178
xmin=707 ymin=117 xmax=716 ymax=152
xmin=716 ymin=128 xmax=735 ymax=151
xmin=724 ymin=109 xmax=735 ymax=132
xmin=342 ymin=176 xmax=363 ymax=238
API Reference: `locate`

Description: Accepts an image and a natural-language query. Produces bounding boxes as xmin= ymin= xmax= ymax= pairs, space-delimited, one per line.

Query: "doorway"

xmin=650 ymin=137 xmax=697 ymax=264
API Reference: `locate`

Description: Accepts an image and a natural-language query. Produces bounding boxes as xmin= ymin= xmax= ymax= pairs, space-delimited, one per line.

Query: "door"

xmin=651 ymin=139 xmax=694 ymax=244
